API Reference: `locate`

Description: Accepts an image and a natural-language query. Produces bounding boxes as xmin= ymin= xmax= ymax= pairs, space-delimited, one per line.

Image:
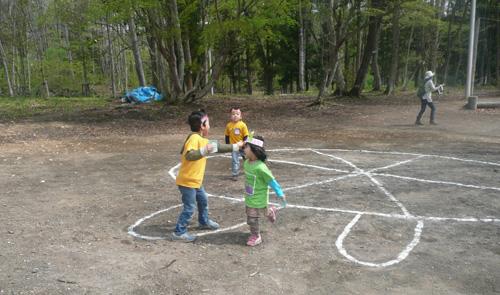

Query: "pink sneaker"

xmin=267 ymin=205 xmax=278 ymax=223
xmin=246 ymin=234 xmax=262 ymax=247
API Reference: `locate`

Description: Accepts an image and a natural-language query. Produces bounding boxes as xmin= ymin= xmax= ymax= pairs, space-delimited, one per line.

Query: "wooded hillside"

xmin=0 ymin=0 xmax=498 ymax=103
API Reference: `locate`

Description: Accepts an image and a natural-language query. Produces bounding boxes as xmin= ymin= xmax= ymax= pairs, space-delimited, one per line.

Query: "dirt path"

xmin=1 ymin=94 xmax=499 ymax=294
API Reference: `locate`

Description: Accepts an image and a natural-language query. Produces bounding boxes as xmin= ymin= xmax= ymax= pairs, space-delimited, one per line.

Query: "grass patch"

xmin=0 ymin=96 xmax=112 ymax=121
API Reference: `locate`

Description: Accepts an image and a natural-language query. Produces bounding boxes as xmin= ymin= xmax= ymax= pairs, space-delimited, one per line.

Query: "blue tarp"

xmin=123 ymin=86 xmax=163 ymax=103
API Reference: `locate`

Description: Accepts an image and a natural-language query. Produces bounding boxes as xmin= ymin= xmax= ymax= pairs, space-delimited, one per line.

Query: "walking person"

xmin=415 ymin=71 xmax=444 ymax=125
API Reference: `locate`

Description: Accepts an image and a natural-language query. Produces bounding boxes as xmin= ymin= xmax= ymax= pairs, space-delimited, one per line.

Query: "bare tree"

xmin=385 ymin=0 xmax=401 ymax=95
xmin=106 ymin=20 xmax=117 ymax=98
xmin=298 ymin=0 xmax=306 ymax=92
xmin=349 ymin=0 xmax=384 ymax=97
xmin=0 ymin=38 xmax=14 ymax=96
xmin=371 ymin=20 xmax=382 ymax=91
xmin=128 ymin=13 xmax=146 ymax=87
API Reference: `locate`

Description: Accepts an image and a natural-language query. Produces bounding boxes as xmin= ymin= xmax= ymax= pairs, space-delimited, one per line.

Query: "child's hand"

xmin=279 ymin=195 xmax=287 ymax=208
xmin=206 ymin=143 xmax=214 ymax=153
xmin=236 ymin=141 xmax=244 ymax=149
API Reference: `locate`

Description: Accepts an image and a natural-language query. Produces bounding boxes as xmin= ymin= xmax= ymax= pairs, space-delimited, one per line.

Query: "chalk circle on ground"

xmin=128 ymin=148 xmax=500 ymax=268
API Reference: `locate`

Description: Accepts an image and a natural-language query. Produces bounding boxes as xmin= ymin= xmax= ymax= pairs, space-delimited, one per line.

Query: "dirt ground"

xmin=1 ymin=92 xmax=499 ymax=294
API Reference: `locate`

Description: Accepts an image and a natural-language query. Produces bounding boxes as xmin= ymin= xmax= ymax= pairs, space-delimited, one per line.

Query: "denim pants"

xmin=174 ymin=186 xmax=209 ymax=234
xmin=231 ymin=150 xmax=244 ymax=176
xmin=416 ymin=99 xmax=436 ymax=122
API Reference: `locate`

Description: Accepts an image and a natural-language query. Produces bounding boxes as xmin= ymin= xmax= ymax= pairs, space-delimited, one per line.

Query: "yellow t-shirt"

xmin=176 ymin=133 xmax=209 ymax=188
xmin=224 ymin=121 xmax=249 ymax=144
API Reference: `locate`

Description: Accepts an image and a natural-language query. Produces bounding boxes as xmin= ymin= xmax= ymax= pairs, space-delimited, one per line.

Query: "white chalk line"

xmin=274 ymin=148 xmax=500 ymax=167
xmin=129 ymin=148 xmax=500 ymax=267
xmin=127 ymin=204 xmax=182 ymax=240
xmin=127 ymin=193 xmax=500 ymax=241
xmin=207 ymin=194 xmax=500 ymax=223
xmin=372 ymin=172 xmax=500 ymax=192
xmin=311 ymin=149 xmax=361 ymax=170
xmin=311 ymin=149 xmax=412 ymax=217
xmin=368 ymin=155 xmax=427 ymax=173
xmin=363 ymin=173 xmax=411 ymax=217
xmin=335 ymin=214 xmax=425 ymax=268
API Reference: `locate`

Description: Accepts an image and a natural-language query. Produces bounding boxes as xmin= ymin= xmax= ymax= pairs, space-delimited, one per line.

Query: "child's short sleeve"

xmin=224 ymin=123 xmax=231 ymax=136
xmin=241 ymin=122 xmax=249 ymax=138
xmin=259 ymin=164 xmax=274 ymax=184
xmin=183 ymin=134 xmax=203 ymax=155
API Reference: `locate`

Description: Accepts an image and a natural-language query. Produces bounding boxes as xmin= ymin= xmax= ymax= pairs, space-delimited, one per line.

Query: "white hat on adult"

xmin=424 ymin=71 xmax=435 ymax=79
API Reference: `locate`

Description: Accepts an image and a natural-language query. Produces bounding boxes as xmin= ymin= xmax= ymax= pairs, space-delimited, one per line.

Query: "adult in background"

xmin=415 ymin=71 xmax=444 ymax=125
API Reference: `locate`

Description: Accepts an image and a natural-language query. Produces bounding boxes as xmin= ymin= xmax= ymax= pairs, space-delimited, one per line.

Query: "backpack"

xmin=416 ymin=77 xmax=432 ymax=99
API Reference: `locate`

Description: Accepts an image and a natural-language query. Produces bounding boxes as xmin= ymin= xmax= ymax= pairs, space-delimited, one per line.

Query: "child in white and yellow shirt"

xmin=224 ymin=107 xmax=249 ymax=180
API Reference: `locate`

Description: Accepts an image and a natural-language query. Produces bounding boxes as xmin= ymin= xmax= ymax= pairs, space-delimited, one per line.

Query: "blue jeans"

xmin=174 ymin=186 xmax=209 ymax=234
xmin=231 ymin=150 xmax=244 ymax=176
xmin=416 ymin=99 xmax=436 ymax=122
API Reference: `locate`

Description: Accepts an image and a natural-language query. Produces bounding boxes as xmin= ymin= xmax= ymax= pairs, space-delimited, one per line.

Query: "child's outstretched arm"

xmin=269 ymin=179 xmax=287 ymax=208
xmin=213 ymin=141 xmax=244 ymax=153
xmin=184 ymin=141 xmax=243 ymax=161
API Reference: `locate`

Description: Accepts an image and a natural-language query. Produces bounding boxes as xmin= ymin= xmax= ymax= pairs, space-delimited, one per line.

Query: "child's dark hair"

xmin=187 ymin=109 xmax=207 ymax=132
xmin=230 ymin=106 xmax=241 ymax=112
xmin=246 ymin=135 xmax=267 ymax=162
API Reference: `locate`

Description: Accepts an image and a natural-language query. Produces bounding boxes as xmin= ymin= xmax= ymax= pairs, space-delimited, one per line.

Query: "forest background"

xmin=0 ymin=0 xmax=499 ymax=106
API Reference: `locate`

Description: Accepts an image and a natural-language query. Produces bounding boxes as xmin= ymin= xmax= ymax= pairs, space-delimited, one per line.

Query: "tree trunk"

xmin=298 ymin=0 xmax=306 ymax=92
xmin=443 ymin=0 xmax=460 ymax=84
xmin=334 ymin=62 xmax=346 ymax=95
xmin=349 ymin=0 xmax=383 ymax=97
xmin=0 ymin=39 xmax=14 ymax=97
xmin=402 ymin=25 xmax=414 ymax=90
xmin=80 ymin=41 xmax=90 ymax=96
xmin=183 ymin=38 xmax=193 ymax=91
xmin=62 ymin=24 xmax=75 ymax=78
xmin=106 ymin=21 xmax=117 ymax=98
xmin=315 ymin=0 xmax=337 ymax=104
xmin=385 ymin=1 xmax=401 ymax=95
xmin=11 ymin=46 xmax=17 ymax=93
xmin=128 ymin=14 xmax=146 ymax=86
xmin=245 ymin=46 xmax=253 ymax=94
xmin=147 ymin=35 xmax=160 ymax=88
xmin=259 ymin=40 xmax=274 ymax=95
xmin=429 ymin=0 xmax=444 ymax=73
xmin=169 ymin=0 xmax=185 ymax=90
xmin=371 ymin=21 xmax=382 ymax=91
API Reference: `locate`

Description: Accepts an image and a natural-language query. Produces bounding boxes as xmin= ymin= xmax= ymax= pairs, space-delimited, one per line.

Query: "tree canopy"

xmin=0 ymin=0 xmax=498 ymax=103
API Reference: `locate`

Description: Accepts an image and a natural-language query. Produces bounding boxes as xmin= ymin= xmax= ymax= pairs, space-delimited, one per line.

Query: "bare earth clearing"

xmin=1 ymin=93 xmax=499 ymax=294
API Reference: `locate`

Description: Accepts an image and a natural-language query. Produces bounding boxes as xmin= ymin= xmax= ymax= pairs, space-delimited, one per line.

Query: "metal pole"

xmin=465 ymin=0 xmax=476 ymax=98
xmin=471 ymin=17 xmax=480 ymax=96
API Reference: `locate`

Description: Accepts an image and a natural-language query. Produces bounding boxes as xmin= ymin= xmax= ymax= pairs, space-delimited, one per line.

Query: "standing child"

xmin=242 ymin=134 xmax=286 ymax=247
xmin=172 ymin=110 xmax=243 ymax=242
xmin=225 ymin=107 xmax=249 ymax=181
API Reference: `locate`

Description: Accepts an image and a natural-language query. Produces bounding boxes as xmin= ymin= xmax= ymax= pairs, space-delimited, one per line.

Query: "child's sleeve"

xmin=224 ymin=124 xmax=231 ymax=144
xmin=268 ymin=179 xmax=284 ymax=198
xmin=261 ymin=166 xmax=285 ymax=198
xmin=217 ymin=142 xmax=240 ymax=153
xmin=242 ymin=123 xmax=249 ymax=140
xmin=184 ymin=136 xmax=208 ymax=161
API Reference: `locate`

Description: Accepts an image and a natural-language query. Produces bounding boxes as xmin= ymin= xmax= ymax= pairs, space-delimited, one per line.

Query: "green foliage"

xmin=0 ymin=0 xmax=498 ymax=101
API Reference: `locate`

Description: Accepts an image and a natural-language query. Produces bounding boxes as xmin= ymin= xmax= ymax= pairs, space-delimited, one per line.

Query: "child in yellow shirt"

xmin=173 ymin=110 xmax=243 ymax=242
xmin=224 ymin=107 xmax=249 ymax=180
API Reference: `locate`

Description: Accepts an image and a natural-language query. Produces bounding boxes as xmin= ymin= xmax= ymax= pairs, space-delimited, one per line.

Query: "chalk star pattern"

xmin=128 ymin=148 xmax=500 ymax=268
